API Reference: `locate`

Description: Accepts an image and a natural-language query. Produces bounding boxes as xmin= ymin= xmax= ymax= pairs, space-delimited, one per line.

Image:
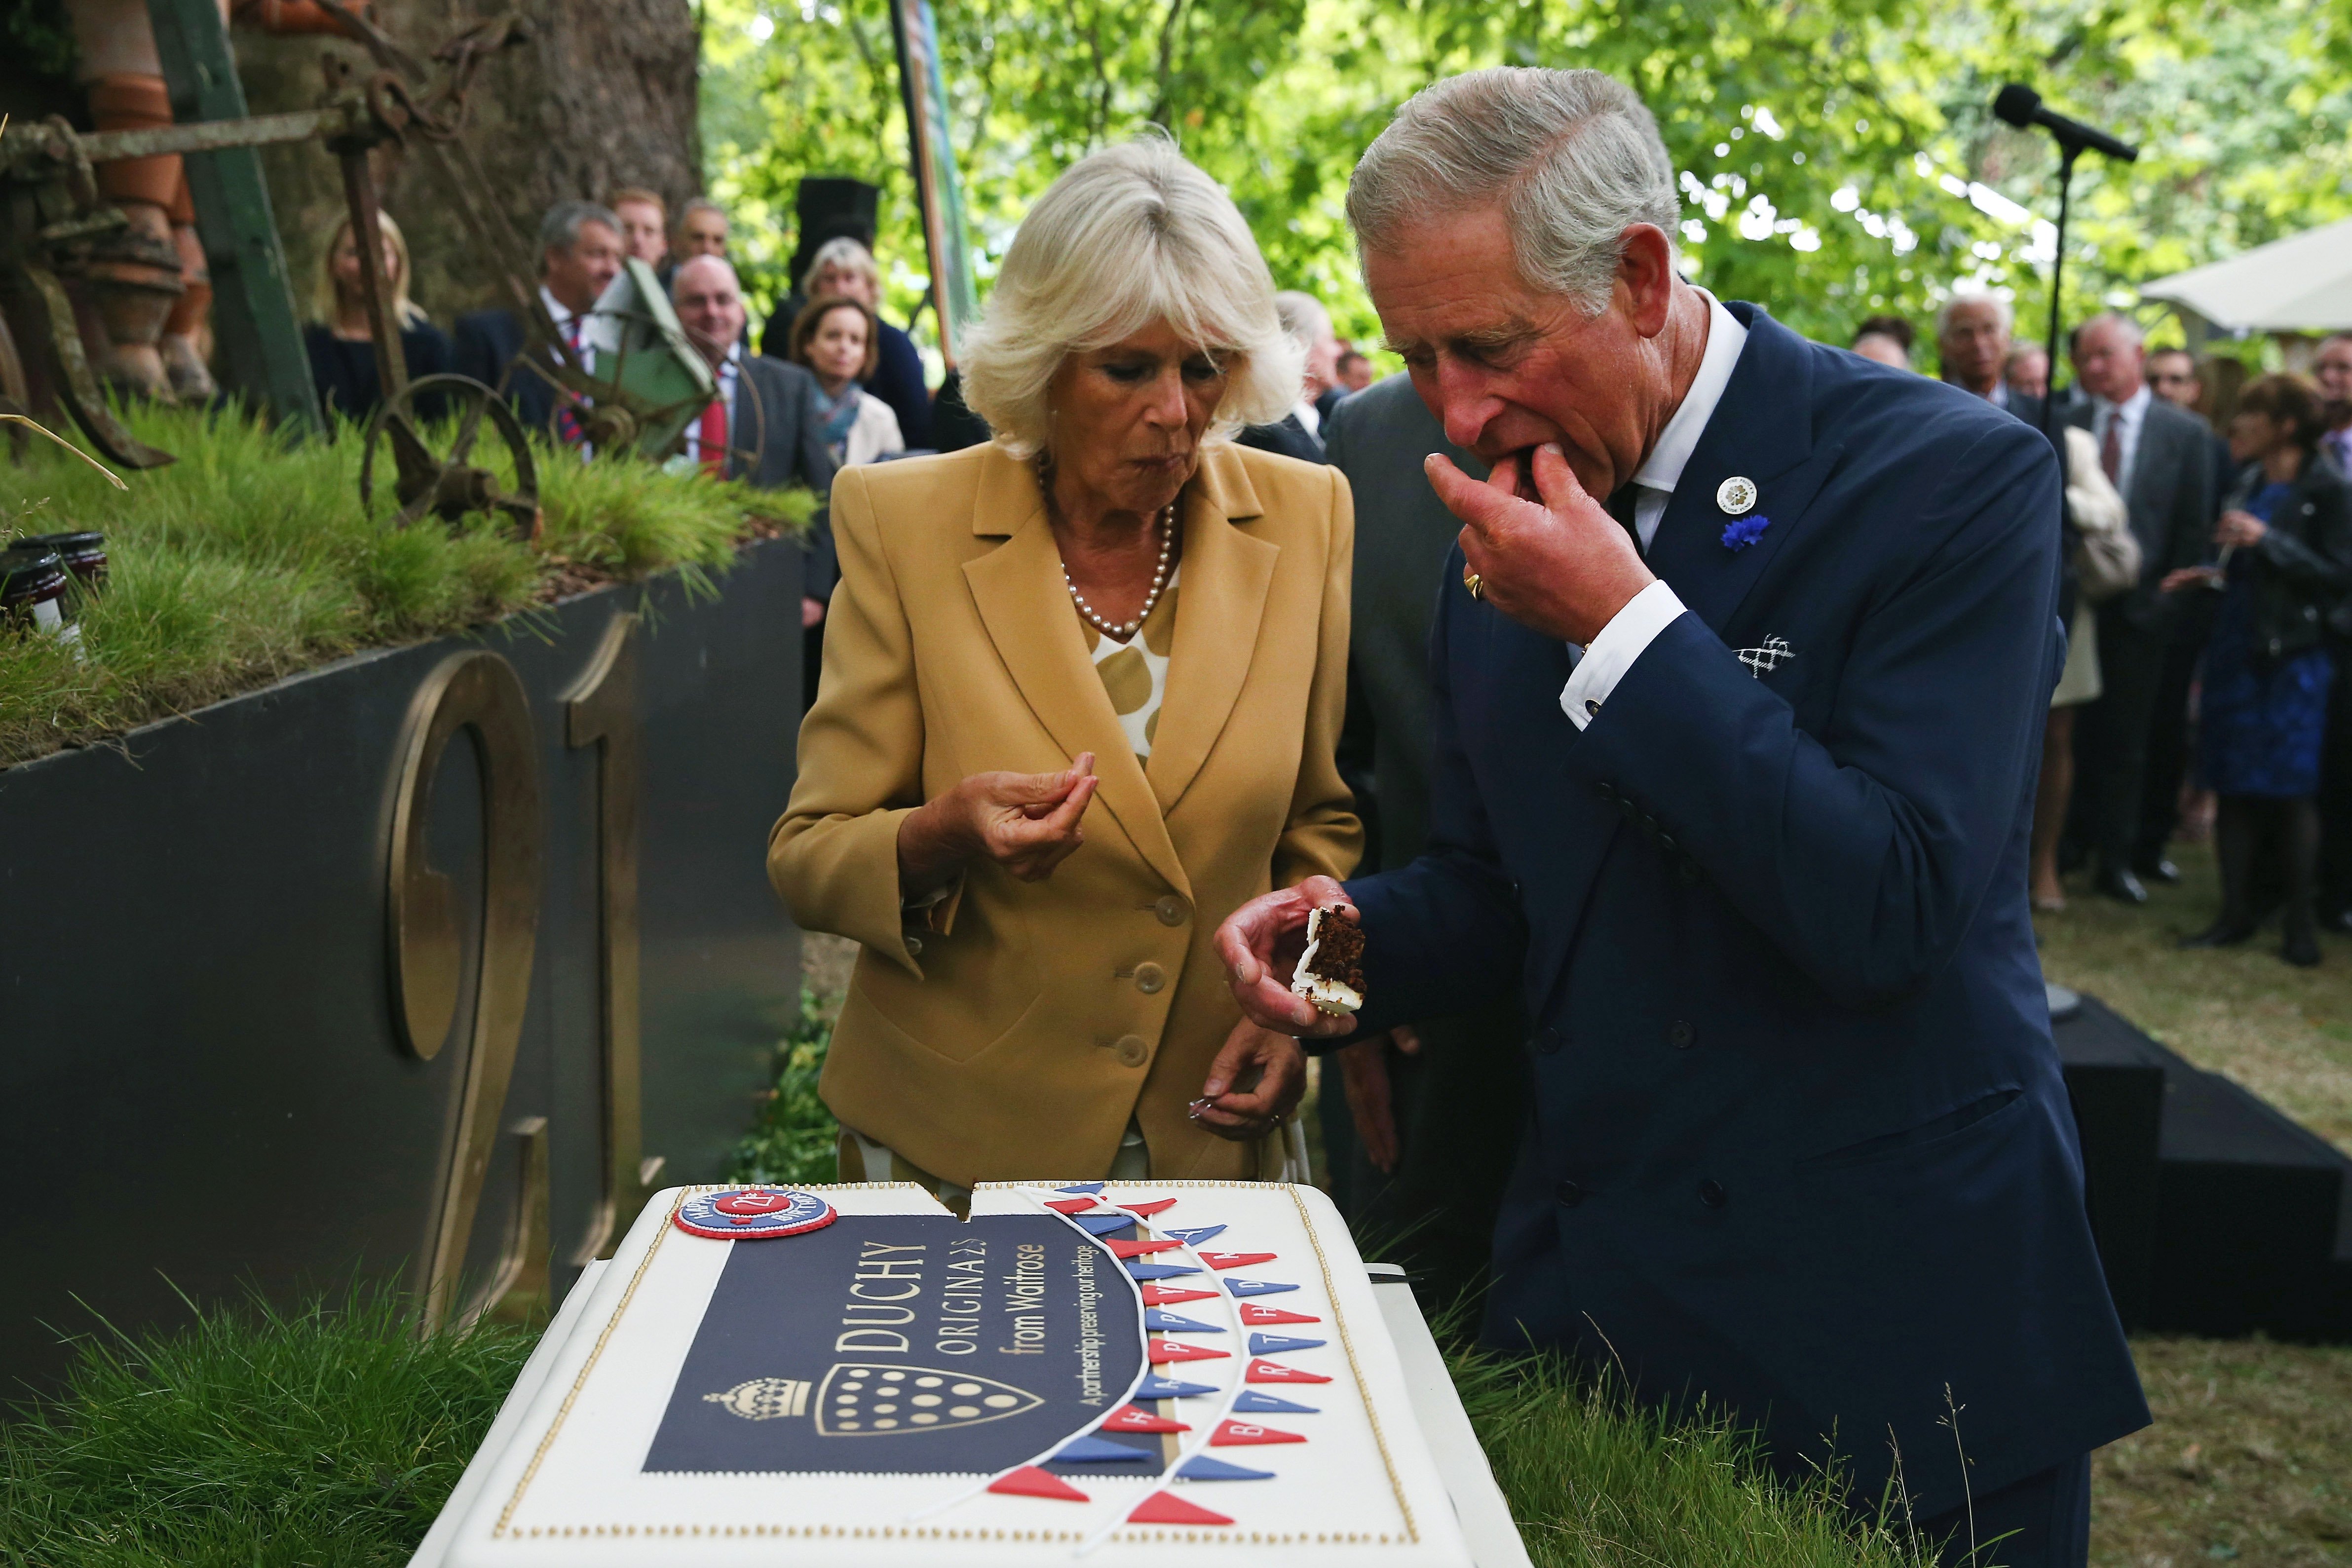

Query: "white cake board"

xmin=411 ymin=1260 xmax=1533 ymax=1568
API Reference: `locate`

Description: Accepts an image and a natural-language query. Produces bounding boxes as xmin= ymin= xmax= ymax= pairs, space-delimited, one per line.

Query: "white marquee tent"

xmin=2140 ymin=215 xmax=2352 ymax=333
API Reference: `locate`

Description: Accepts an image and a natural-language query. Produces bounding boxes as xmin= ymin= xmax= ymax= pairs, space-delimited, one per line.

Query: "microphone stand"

xmin=2036 ymin=141 xmax=2082 ymax=453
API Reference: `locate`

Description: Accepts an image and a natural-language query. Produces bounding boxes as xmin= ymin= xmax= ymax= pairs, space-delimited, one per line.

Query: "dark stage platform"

xmin=2056 ymin=995 xmax=2352 ymax=1340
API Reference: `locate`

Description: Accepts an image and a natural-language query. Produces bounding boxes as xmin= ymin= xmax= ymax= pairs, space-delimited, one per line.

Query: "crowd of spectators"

xmin=1847 ymin=297 xmax=2352 ymax=965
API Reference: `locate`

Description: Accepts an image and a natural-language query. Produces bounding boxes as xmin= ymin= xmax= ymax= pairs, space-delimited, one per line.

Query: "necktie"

xmin=2100 ymin=414 xmax=2123 ymax=485
xmin=699 ymin=394 xmax=728 ymax=476
xmin=1605 ymin=484 xmax=1645 ymax=557
xmin=555 ymin=319 xmax=584 ymax=447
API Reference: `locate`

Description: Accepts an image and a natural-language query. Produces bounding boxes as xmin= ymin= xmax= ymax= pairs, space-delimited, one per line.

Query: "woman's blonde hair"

xmin=799 ymin=236 xmax=880 ymax=299
xmin=959 ymin=136 xmax=1302 ymax=456
xmin=314 ymin=210 xmax=424 ymax=329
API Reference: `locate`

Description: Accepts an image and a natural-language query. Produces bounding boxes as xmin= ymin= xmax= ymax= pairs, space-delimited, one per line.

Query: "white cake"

xmin=426 ymin=1180 xmax=1478 ymax=1566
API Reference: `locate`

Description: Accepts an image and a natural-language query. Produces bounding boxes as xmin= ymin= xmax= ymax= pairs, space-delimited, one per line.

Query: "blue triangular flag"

xmin=1075 ymin=1213 xmax=1137 ymax=1235
xmin=1126 ymin=1261 xmax=1204 ymax=1281
xmin=1177 ymin=1455 xmax=1276 ymax=1481
xmin=1135 ymin=1375 xmax=1218 ymax=1400
xmin=1247 ymin=1333 xmax=1327 ymax=1356
xmin=1055 ymin=1435 xmax=1157 ymax=1464
xmin=1058 ymin=1182 xmax=1107 ymax=1194
xmin=1162 ymin=1224 xmax=1227 ymax=1246
xmin=1233 ymin=1390 xmax=1320 ymax=1415
xmin=1222 ymin=1277 xmax=1298 ymax=1297
xmin=1144 ymin=1309 xmax=1224 ymax=1334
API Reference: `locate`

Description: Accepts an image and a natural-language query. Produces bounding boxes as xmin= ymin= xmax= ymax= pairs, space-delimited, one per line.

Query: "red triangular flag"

xmin=1238 ymin=1303 xmax=1321 ymax=1325
xmin=1045 ymin=1198 xmax=1098 ymax=1215
xmin=1195 ymin=1251 xmax=1277 ymax=1270
xmin=1139 ymin=1284 xmax=1218 ymax=1306
xmin=988 ymin=1465 xmax=1089 ymax=1502
xmin=1120 ymin=1198 xmax=1178 ymax=1217
xmin=1211 ymin=1419 xmax=1308 ymax=1447
xmin=1149 ymin=1339 xmax=1231 ymax=1364
xmin=1246 ymin=1359 xmax=1332 ymax=1384
xmin=1128 ymin=1491 xmax=1233 ymax=1527
xmin=1103 ymin=1403 xmax=1190 ymax=1433
xmin=1106 ymin=1238 xmax=1183 ymax=1258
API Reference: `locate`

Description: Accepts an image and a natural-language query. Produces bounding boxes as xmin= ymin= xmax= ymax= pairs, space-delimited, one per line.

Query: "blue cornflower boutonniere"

xmin=1721 ymin=513 xmax=1772 ymax=552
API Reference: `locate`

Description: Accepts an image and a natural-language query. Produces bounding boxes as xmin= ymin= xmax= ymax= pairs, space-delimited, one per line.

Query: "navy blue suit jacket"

xmin=1344 ymin=304 xmax=2146 ymax=1518
xmin=452 ymin=307 xmax=563 ymax=439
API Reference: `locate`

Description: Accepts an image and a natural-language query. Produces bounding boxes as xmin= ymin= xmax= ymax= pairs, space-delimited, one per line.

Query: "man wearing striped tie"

xmin=453 ymin=200 xmax=626 ymax=442
xmin=671 ymin=254 xmax=839 ymax=697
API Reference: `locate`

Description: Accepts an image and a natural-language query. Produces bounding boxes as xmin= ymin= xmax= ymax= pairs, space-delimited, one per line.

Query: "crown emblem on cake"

xmin=703 ymin=1378 xmax=811 ymax=1420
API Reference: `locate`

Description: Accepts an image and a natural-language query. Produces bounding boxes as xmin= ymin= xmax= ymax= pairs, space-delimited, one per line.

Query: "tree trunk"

xmin=232 ymin=0 xmax=700 ymax=330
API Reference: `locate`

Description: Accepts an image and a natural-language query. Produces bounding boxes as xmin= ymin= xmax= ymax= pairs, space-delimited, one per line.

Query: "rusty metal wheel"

xmin=360 ymin=372 xmax=541 ymax=540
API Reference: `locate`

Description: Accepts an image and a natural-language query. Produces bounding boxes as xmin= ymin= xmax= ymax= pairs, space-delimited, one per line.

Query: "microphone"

xmin=1994 ymin=84 xmax=2139 ymax=162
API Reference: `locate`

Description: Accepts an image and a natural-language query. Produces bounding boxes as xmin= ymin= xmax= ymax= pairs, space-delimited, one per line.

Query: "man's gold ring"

xmin=1463 ymin=568 xmax=1484 ymax=601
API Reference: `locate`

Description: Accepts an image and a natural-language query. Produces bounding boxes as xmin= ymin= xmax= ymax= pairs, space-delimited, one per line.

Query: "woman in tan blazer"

xmin=768 ymin=137 xmax=1361 ymax=1198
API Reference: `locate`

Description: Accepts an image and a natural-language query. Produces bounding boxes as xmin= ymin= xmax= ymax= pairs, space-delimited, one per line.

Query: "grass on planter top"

xmin=0 ymin=1285 xmax=537 ymax=1568
xmin=0 ymin=402 xmax=813 ymax=768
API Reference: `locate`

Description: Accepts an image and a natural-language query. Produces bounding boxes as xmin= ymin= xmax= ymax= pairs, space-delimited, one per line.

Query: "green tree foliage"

xmin=701 ymin=0 xmax=2352 ymax=369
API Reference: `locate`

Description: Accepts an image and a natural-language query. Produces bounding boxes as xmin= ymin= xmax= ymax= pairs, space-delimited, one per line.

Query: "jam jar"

xmin=24 ymin=531 xmax=106 ymax=591
xmin=0 ymin=545 xmax=74 ymax=639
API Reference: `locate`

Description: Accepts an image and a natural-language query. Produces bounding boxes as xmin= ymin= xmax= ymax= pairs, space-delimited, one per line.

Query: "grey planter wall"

xmin=0 ymin=539 xmax=804 ymax=1395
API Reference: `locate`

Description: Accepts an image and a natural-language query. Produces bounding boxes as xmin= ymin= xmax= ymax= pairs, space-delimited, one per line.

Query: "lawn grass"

xmin=0 ymin=1287 xmax=537 ymax=1568
xmin=2034 ymin=842 xmax=2352 ymax=1567
xmin=0 ymin=403 xmax=812 ymax=768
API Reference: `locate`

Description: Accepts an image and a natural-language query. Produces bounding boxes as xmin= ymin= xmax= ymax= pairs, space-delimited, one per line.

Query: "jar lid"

xmin=23 ymin=531 xmax=104 ymax=553
xmin=0 ymin=546 xmax=67 ymax=595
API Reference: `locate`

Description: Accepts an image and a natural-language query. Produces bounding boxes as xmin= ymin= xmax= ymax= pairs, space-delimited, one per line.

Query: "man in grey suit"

xmin=673 ymin=256 xmax=840 ymax=707
xmin=2066 ymin=312 xmax=2216 ymax=904
xmin=1321 ymin=373 xmax=1526 ymax=1306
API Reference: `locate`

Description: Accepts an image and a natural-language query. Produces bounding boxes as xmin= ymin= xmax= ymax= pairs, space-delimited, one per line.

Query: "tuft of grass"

xmin=0 ymin=1285 xmax=537 ymax=1568
xmin=1452 ymin=1345 xmax=1937 ymax=1568
xmin=724 ymin=986 xmax=841 ymax=1186
xmin=0 ymin=402 xmax=813 ymax=768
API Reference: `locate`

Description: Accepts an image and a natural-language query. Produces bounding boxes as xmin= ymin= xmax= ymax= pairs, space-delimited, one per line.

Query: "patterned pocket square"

xmin=1737 ymin=637 xmax=1796 ymax=677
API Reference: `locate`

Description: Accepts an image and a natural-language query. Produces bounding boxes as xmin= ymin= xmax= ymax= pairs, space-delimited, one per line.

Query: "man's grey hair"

xmin=539 ymin=199 xmax=621 ymax=260
xmin=2071 ymin=310 xmax=2145 ymax=351
xmin=1935 ymin=294 xmax=2013 ymax=340
xmin=1274 ymin=290 xmax=1333 ymax=349
xmin=1346 ymin=68 xmax=1679 ymax=315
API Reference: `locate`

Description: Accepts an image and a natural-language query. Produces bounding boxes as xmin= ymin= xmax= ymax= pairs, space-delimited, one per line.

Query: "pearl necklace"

xmin=1063 ymin=503 xmax=1176 ymax=640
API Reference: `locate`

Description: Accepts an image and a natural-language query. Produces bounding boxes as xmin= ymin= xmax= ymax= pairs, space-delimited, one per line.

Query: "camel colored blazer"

xmin=769 ymin=440 xmax=1361 ymax=1187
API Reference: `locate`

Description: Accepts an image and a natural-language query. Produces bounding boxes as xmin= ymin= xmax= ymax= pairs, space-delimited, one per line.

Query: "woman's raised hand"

xmin=897 ymin=753 xmax=1101 ymax=895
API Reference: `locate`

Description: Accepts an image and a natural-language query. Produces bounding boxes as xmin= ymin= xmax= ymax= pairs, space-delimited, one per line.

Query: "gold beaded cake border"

xmin=490 ymin=1181 xmax=1420 ymax=1546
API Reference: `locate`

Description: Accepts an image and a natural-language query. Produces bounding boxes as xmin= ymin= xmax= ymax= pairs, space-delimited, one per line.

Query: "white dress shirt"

xmin=1293 ymin=398 xmax=1323 ymax=441
xmin=1558 ymin=289 xmax=1749 ymax=730
xmin=2090 ymin=384 xmax=2151 ymax=496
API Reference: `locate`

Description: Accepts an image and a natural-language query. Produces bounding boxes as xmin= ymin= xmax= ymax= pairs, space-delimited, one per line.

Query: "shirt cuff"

xmin=1558 ymin=580 xmax=1687 ymax=731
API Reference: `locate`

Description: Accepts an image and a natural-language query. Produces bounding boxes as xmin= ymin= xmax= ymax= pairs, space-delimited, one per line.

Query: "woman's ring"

xmin=1463 ymin=568 xmax=1484 ymax=601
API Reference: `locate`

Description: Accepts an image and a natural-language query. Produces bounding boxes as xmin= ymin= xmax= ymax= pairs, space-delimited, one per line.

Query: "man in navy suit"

xmin=452 ymin=200 xmax=625 ymax=440
xmin=1215 ymin=68 xmax=2145 ymax=1564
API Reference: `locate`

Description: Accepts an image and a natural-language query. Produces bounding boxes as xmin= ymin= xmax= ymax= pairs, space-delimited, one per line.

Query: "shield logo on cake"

xmin=812 ymin=1365 xmax=1043 ymax=1435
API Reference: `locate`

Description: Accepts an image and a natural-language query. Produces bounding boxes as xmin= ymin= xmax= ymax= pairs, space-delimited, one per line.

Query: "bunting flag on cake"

xmin=1127 ymin=1491 xmax=1234 ymax=1527
xmin=1210 ymin=1420 xmax=1307 ymax=1447
xmin=1248 ymin=1333 xmax=1327 ymax=1355
xmin=1246 ymin=1358 xmax=1332 ymax=1384
xmin=1196 ymin=1251 xmax=1278 ymax=1270
xmin=1223 ymin=1277 xmax=1298 ymax=1297
xmin=988 ymin=1466 xmax=1089 ymax=1501
xmin=1177 ymin=1454 xmax=1276 ymax=1482
xmin=1103 ymin=1404 xmax=1189 ymax=1433
xmin=1147 ymin=1339 xmax=1229 ymax=1364
xmin=1233 ymin=1389 xmax=1321 ymax=1415
xmin=1139 ymin=1284 xmax=1217 ymax=1306
xmin=1143 ymin=1309 xmax=1224 ymax=1334
xmin=1239 ymin=1303 xmax=1321 ymax=1325
xmin=1134 ymin=1375 xmax=1217 ymax=1400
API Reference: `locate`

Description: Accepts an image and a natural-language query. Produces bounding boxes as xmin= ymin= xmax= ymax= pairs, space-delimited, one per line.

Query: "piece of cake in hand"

xmin=1289 ymin=905 xmax=1365 ymax=1016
